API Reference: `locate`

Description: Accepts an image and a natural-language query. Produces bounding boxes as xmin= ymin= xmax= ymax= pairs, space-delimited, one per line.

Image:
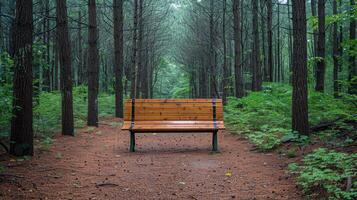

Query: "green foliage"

xmin=225 ymin=83 xmax=356 ymax=151
xmin=0 ymin=53 xmax=13 ymax=139
xmin=154 ymin=58 xmax=190 ymax=98
xmin=289 ymin=148 xmax=357 ymax=200
xmin=34 ymin=86 xmax=115 ymax=137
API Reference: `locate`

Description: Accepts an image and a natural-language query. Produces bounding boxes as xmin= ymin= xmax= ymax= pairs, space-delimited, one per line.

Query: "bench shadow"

xmin=115 ymin=146 xmax=221 ymax=155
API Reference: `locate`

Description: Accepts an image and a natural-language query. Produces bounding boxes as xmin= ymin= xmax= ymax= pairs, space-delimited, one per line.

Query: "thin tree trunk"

xmin=56 ymin=0 xmax=74 ymax=136
xmin=233 ymin=0 xmax=244 ymax=98
xmin=332 ymin=0 xmax=339 ymax=97
xmin=267 ymin=0 xmax=273 ymax=82
xmin=288 ymin=0 xmax=293 ymax=84
xmin=222 ymin=0 xmax=228 ymax=104
xmin=252 ymin=0 xmax=262 ymax=91
xmin=114 ymin=0 xmax=124 ymax=118
xmin=131 ymin=0 xmax=138 ymax=99
xmin=209 ymin=0 xmax=218 ymax=98
xmin=136 ymin=0 xmax=144 ymax=98
xmin=315 ymin=0 xmax=326 ymax=92
xmin=10 ymin=0 xmax=34 ymax=156
xmin=349 ymin=0 xmax=356 ymax=94
xmin=87 ymin=0 xmax=100 ymax=127
xmin=292 ymin=0 xmax=309 ymax=135
xmin=77 ymin=11 xmax=83 ymax=85
xmin=261 ymin=0 xmax=267 ymax=81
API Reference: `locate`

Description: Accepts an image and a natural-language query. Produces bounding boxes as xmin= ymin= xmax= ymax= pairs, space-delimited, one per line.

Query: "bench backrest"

xmin=124 ymin=99 xmax=223 ymax=121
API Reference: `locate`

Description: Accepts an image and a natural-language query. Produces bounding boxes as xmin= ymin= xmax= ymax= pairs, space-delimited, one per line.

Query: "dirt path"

xmin=0 ymin=118 xmax=301 ymax=200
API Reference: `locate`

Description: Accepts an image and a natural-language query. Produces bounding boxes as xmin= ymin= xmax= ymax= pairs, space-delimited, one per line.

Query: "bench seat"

xmin=122 ymin=121 xmax=225 ymax=132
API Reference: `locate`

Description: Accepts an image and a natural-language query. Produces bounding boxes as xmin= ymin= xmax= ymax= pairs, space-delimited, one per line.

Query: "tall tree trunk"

xmin=0 ymin=2 xmax=3 ymax=51
xmin=43 ymin=0 xmax=50 ymax=92
xmin=113 ymin=0 xmax=124 ymax=118
xmin=222 ymin=0 xmax=228 ymax=104
xmin=10 ymin=0 xmax=34 ymax=156
xmin=136 ymin=0 xmax=144 ymax=98
xmin=277 ymin=3 xmax=281 ymax=82
xmin=252 ymin=0 xmax=262 ymax=91
xmin=56 ymin=0 xmax=74 ymax=136
xmin=266 ymin=0 xmax=273 ymax=82
xmin=311 ymin=0 xmax=318 ymax=77
xmin=131 ymin=0 xmax=139 ymax=99
xmin=77 ymin=11 xmax=83 ymax=85
xmin=209 ymin=0 xmax=218 ymax=98
xmin=332 ymin=0 xmax=339 ymax=97
xmin=261 ymin=0 xmax=267 ymax=81
xmin=292 ymin=0 xmax=309 ymax=135
xmin=87 ymin=0 xmax=100 ymax=127
xmin=233 ymin=0 xmax=244 ymax=98
xmin=287 ymin=0 xmax=293 ymax=84
xmin=315 ymin=0 xmax=326 ymax=92
xmin=349 ymin=0 xmax=356 ymax=94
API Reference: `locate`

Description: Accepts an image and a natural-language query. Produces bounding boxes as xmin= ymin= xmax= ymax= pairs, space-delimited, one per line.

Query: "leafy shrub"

xmin=289 ymin=148 xmax=357 ymax=200
xmin=225 ymin=83 xmax=356 ymax=150
xmin=34 ymin=86 xmax=115 ymax=137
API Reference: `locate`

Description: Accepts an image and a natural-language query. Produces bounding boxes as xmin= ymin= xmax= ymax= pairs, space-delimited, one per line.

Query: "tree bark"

xmin=252 ymin=0 xmax=262 ymax=91
xmin=209 ymin=0 xmax=218 ymax=98
xmin=77 ymin=11 xmax=83 ymax=85
xmin=349 ymin=0 xmax=356 ymax=94
xmin=266 ymin=0 xmax=273 ymax=82
xmin=233 ymin=0 xmax=244 ymax=98
xmin=292 ymin=0 xmax=309 ymax=135
xmin=222 ymin=0 xmax=228 ymax=104
xmin=113 ymin=0 xmax=124 ymax=118
xmin=87 ymin=0 xmax=100 ymax=127
xmin=315 ymin=0 xmax=326 ymax=92
xmin=332 ymin=0 xmax=339 ymax=97
xmin=10 ymin=0 xmax=34 ymax=156
xmin=131 ymin=0 xmax=139 ymax=99
xmin=56 ymin=0 xmax=74 ymax=136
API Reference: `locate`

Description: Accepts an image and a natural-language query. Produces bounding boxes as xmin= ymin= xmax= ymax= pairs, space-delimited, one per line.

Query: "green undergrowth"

xmin=225 ymin=83 xmax=357 ymax=199
xmin=34 ymin=86 xmax=115 ymax=137
xmin=289 ymin=148 xmax=357 ymax=200
xmin=0 ymin=86 xmax=116 ymax=141
xmin=225 ymin=83 xmax=356 ymax=151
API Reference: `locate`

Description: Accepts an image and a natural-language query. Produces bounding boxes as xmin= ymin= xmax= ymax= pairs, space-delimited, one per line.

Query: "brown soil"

xmin=0 ymin=118 xmax=302 ymax=200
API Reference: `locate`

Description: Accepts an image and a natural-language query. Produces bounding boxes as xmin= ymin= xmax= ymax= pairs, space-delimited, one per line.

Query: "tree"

xmin=233 ymin=0 xmax=244 ymax=98
xmin=251 ymin=0 xmax=262 ymax=91
xmin=114 ymin=0 xmax=124 ymax=118
xmin=131 ymin=0 xmax=139 ymax=99
xmin=10 ymin=0 xmax=34 ymax=156
xmin=87 ymin=0 xmax=100 ymax=126
xmin=56 ymin=0 xmax=74 ymax=136
xmin=292 ymin=0 xmax=309 ymax=135
xmin=222 ymin=0 xmax=228 ymax=104
xmin=315 ymin=0 xmax=326 ymax=92
xmin=266 ymin=0 xmax=273 ymax=82
xmin=332 ymin=0 xmax=339 ymax=97
xmin=349 ymin=0 xmax=356 ymax=94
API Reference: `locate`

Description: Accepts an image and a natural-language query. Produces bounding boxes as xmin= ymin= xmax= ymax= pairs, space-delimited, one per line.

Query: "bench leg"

xmin=212 ymin=130 xmax=219 ymax=152
xmin=130 ymin=131 xmax=136 ymax=152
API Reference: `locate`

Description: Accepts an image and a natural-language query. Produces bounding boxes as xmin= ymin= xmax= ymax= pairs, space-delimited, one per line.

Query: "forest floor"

xmin=0 ymin=118 xmax=302 ymax=200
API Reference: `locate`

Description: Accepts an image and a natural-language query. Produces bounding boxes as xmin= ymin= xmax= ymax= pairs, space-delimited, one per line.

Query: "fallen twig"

xmin=95 ymin=182 xmax=119 ymax=187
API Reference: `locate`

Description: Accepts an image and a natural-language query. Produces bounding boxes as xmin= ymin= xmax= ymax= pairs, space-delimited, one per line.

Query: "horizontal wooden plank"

xmin=124 ymin=114 xmax=223 ymax=121
xmin=122 ymin=121 xmax=225 ymax=129
xmin=124 ymin=99 xmax=222 ymax=103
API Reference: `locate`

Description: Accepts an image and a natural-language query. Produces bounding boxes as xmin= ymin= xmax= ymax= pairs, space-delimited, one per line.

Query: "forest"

xmin=0 ymin=0 xmax=356 ymax=199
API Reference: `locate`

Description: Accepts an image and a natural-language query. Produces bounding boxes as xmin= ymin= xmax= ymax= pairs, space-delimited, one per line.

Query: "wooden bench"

xmin=122 ymin=99 xmax=225 ymax=152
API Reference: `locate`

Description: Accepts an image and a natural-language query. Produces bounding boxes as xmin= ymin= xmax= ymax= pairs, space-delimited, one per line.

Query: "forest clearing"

xmin=0 ymin=0 xmax=356 ymax=199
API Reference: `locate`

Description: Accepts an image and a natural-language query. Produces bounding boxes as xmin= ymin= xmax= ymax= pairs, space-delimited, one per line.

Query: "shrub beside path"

xmin=0 ymin=118 xmax=302 ymax=199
